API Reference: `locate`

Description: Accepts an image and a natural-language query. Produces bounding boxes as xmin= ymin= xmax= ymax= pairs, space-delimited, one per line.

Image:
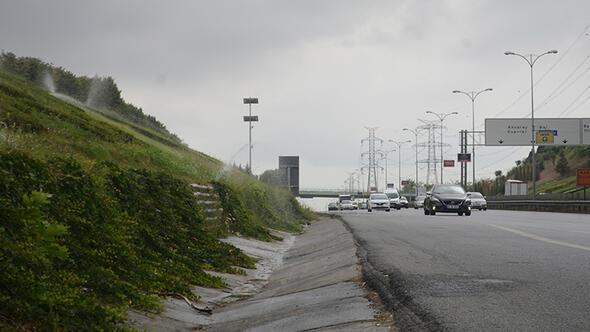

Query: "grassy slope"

xmin=0 ymin=67 xmax=313 ymax=330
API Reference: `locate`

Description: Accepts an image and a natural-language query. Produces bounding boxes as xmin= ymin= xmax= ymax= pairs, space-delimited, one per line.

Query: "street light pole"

xmin=403 ymin=128 xmax=421 ymax=196
xmin=505 ymin=50 xmax=558 ymax=200
xmin=388 ymin=140 xmax=411 ymax=189
xmin=426 ymin=111 xmax=458 ymax=184
xmin=452 ymin=88 xmax=493 ymax=191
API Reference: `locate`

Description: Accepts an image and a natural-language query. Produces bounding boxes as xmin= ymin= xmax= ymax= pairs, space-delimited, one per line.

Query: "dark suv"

xmin=424 ymin=184 xmax=471 ymax=216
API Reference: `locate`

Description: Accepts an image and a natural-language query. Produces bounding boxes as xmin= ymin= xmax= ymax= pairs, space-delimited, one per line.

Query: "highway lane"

xmin=338 ymin=209 xmax=590 ymax=331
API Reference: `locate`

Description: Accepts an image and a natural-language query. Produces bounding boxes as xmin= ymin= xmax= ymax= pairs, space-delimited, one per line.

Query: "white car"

xmin=339 ymin=200 xmax=355 ymax=210
xmin=466 ymin=192 xmax=487 ymax=210
xmin=367 ymin=193 xmax=391 ymax=212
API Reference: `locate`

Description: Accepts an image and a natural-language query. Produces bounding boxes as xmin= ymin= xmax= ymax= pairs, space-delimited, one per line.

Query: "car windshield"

xmin=341 ymin=200 xmax=352 ymax=204
xmin=433 ymin=185 xmax=465 ymax=194
xmin=385 ymin=192 xmax=399 ymax=199
xmin=468 ymin=192 xmax=484 ymax=198
xmin=371 ymin=194 xmax=388 ymax=200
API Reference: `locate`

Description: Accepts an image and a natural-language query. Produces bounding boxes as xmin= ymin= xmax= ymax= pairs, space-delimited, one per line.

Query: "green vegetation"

xmin=0 ymin=52 xmax=182 ymax=144
xmin=0 ymin=56 xmax=314 ymax=330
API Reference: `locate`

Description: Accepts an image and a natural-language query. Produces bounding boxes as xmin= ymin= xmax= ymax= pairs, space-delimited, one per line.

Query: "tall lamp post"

xmin=504 ymin=50 xmax=557 ymax=200
xmin=426 ymin=111 xmax=458 ymax=184
xmin=388 ymin=140 xmax=411 ymax=190
xmin=452 ymin=88 xmax=493 ymax=191
xmin=403 ymin=128 xmax=422 ymax=196
xmin=243 ymin=97 xmax=259 ymax=174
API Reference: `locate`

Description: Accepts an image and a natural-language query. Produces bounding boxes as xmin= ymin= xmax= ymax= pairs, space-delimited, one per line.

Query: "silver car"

xmin=414 ymin=195 xmax=426 ymax=209
xmin=466 ymin=192 xmax=487 ymax=210
xmin=368 ymin=193 xmax=391 ymax=212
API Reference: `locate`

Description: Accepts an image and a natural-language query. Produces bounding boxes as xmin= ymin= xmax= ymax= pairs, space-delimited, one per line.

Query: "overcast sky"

xmin=1 ymin=0 xmax=589 ymax=190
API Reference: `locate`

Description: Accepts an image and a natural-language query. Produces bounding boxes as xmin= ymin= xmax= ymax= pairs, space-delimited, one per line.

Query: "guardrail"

xmin=487 ymin=200 xmax=590 ymax=214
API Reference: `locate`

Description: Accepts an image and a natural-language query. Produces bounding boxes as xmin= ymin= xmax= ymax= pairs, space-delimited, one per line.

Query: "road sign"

xmin=457 ymin=153 xmax=471 ymax=162
xmin=485 ymin=118 xmax=588 ymax=146
xmin=536 ymin=130 xmax=554 ymax=144
xmin=444 ymin=160 xmax=455 ymax=167
xmin=243 ymin=98 xmax=258 ymax=104
xmin=243 ymin=115 xmax=259 ymax=122
xmin=401 ymin=180 xmax=409 ymax=186
xmin=577 ymin=169 xmax=590 ymax=186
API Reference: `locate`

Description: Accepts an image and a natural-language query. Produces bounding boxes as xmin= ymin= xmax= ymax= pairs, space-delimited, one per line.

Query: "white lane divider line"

xmin=488 ymin=224 xmax=590 ymax=252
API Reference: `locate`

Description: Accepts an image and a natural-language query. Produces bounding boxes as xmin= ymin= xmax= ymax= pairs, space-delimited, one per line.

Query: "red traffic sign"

xmin=444 ymin=160 xmax=455 ymax=167
xmin=577 ymin=168 xmax=590 ymax=186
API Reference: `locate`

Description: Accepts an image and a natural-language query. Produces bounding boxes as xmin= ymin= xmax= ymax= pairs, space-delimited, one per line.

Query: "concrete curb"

xmin=204 ymin=216 xmax=391 ymax=331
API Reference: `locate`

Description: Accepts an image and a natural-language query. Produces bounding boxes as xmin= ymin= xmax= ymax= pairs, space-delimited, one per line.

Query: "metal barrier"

xmin=487 ymin=200 xmax=590 ymax=214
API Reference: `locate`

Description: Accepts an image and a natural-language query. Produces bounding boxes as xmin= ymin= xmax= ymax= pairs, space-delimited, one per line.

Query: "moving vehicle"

xmin=414 ymin=195 xmax=426 ymax=209
xmin=399 ymin=196 xmax=409 ymax=208
xmin=424 ymin=184 xmax=471 ymax=216
xmin=338 ymin=194 xmax=352 ymax=203
xmin=466 ymin=192 xmax=487 ymax=210
xmin=352 ymin=200 xmax=359 ymax=210
xmin=367 ymin=193 xmax=391 ymax=212
xmin=339 ymin=199 xmax=355 ymax=210
xmin=328 ymin=202 xmax=339 ymax=211
xmin=384 ymin=188 xmax=401 ymax=210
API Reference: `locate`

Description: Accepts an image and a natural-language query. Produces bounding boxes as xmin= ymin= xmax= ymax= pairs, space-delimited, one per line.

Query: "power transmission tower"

xmin=361 ymin=127 xmax=384 ymax=192
xmin=417 ymin=119 xmax=449 ymax=185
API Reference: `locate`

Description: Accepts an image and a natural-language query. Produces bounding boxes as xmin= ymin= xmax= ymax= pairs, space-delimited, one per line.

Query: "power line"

xmin=490 ymin=24 xmax=590 ymax=119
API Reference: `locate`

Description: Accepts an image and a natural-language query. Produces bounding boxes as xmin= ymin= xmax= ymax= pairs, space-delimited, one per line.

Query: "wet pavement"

xmin=127 ymin=217 xmax=390 ymax=331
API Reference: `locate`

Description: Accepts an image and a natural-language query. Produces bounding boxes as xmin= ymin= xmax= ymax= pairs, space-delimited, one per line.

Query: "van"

xmin=384 ymin=188 xmax=401 ymax=210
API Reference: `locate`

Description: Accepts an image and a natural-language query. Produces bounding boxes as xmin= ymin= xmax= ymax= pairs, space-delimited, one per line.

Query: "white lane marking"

xmin=488 ymin=224 xmax=590 ymax=252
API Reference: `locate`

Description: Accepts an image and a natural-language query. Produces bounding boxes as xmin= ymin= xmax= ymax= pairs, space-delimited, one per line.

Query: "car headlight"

xmin=464 ymin=199 xmax=471 ymax=205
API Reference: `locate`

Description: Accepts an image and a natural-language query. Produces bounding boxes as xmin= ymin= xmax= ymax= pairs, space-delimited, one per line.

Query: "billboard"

xmin=444 ymin=160 xmax=455 ymax=167
xmin=485 ymin=118 xmax=589 ymax=146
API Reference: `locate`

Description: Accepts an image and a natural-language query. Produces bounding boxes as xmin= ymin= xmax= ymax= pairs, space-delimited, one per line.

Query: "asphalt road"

xmin=339 ymin=208 xmax=590 ymax=332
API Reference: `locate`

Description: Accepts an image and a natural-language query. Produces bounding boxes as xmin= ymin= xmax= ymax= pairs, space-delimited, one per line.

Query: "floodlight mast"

xmin=243 ymin=97 xmax=259 ymax=174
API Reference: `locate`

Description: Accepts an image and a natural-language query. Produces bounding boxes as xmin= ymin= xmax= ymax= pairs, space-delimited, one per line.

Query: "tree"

xmin=259 ymin=169 xmax=279 ymax=185
xmin=555 ymin=152 xmax=569 ymax=176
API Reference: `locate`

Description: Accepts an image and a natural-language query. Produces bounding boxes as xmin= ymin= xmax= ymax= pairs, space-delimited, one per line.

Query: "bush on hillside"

xmin=0 ymin=151 xmax=255 ymax=331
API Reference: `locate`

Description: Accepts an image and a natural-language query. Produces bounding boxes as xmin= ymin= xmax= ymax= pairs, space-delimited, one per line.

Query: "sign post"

xmin=577 ymin=169 xmax=590 ymax=200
